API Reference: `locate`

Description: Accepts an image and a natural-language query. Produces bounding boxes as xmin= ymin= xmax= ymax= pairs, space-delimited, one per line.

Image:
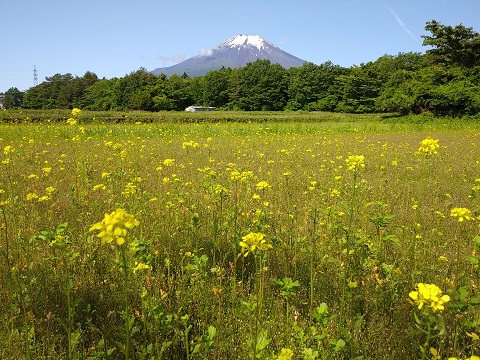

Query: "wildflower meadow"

xmin=1 ymin=109 xmax=480 ymax=359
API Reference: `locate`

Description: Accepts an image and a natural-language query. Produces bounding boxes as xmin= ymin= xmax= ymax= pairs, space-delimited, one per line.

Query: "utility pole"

xmin=33 ymin=65 xmax=38 ymax=86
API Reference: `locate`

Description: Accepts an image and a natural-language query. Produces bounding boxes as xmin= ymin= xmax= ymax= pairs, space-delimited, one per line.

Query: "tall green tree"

xmin=286 ymin=61 xmax=347 ymax=110
xmin=114 ymin=68 xmax=157 ymax=110
xmin=3 ymin=87 xmax=24 ymax=108
xmin=236 ymin=59 xmax=288 ymax=111
xmin=81 ymin=78 xmax=118 ymax=110
xmin=422 ymin=20 xmax=480 ymax=67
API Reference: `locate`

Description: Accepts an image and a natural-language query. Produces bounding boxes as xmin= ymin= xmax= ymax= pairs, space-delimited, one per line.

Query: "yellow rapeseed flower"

xmin=276 ymin=348 xmax=294 ymax=360
xmin=3 ymin=145 xmax=14 ymax=155
xmin=239 ymin=232 xmax=272 ymax=257
xmin=163 ymin=158 xmax=175 ymax=166
xmin=66 ymin=118 xmax=77 ymax=126
xmin=409 ymin=283 xmax=450 ymax=312
xmin=133 ymin=262 xmax=150 ymax=273
xmin=345 ymin=155 xmax=365 ymax=171
xmin=93 ymin=184 xmax=107 ymax=191
xmin=26 ymin=192 xmax=38 ymax=201
xmin=89 ymin=208 xmax=139 ymax=246
xmin=417 ymin=137 xmax=439 ymax=158
xmin=71 ymin=108 xmax=82 ymax=117
xmin=450 ymin=207 xmax=475 ymax=222
xmin=256 ymin=181 xmax=271 ymax=190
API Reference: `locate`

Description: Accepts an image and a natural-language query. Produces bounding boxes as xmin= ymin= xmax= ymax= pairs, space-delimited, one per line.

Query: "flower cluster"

xmin=345 ymin=155 xmax=365 ymax=171
xmin=66 ymin=108 xmax=83 ymax=125
xmin=71 ymin=108 xmax=82 ymax=117
xmin=256 ymin=181 xmax=271 ymax=190
xmin=89 ymin=208 xmax=139 ymax=246
xmin=417 ymin=137 xmax=439 ymax=158
xmin=276 ymin=348 xmax=294 ymax=360
xmin=409 ymin=283 xmax=450 ymax=312
xmin=239 ymin=232 xmax=272 ymax=257
xmin=450 ymin=207 xmax=475 ymax=222
xmin=66 ymin=118 xmax=77 ymax=126
xmin=3 ymin=145 xmax=15 ymax=155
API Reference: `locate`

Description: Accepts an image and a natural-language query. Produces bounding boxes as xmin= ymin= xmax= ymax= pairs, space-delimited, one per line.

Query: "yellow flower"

xmin=450 ymin=207 xmax=474 ymax=222
xmin=133 ymin=262 xmax=150 ymax=273
xmin=42 ymin=167 xmax=52 ymax=175
xmin=66 ymin=118 xmax=77 ymax=126
xmin=417 ymin=137 xmax=439 ymax=158
xmin=26 ymin=192 xmax=39 ymax=201
xmin=330 ymin=188 xmax=340 ymax=197
xmin=256 ymin=181 xmax=271 ymax=190
xmin=239 ymin=232 xmax=272 ymax=257
xmin=71 ymin=108 xmax=82 ymax=117
xmin=276 ymin=348 xmax=294 ymax=360
xmin=3 ymin=145 xmax=14 ymax=155
xmin=214 ymin=184 xmax=228 ymax=194
xmin=122 ymin=182 xmax=137 ymax=197
xmin=93 ymin=184 xmax=107 ymax=191
xmin=182 ymin=140 xmax=200 ymax=149
xmin=409 ymin=283 xmax=450 ymax=312
xmin=89 ymin=208 xmax=139 ymax=246
xmin=345 ymin=155 xmax=365 ymax=171
xmin=163 ymin=158 xmax=175 ymax=166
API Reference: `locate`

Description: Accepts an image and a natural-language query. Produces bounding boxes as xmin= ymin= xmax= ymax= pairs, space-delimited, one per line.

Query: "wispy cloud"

xmin=155 ymin=54 xmax=186 ymax=66
xmin=199 ymin=49 xmax=213 ymax=56
xmin=387 ymin=7 xmax=416 ymax=40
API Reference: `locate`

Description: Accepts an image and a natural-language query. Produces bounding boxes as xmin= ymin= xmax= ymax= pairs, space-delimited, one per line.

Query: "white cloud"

xmin=155 ymin=54 xmax=186 ymax=66
xmin=199 ymin=49 xmax=213 ymax=56
xmin=387 ymin=7 xmax=416 ymax=40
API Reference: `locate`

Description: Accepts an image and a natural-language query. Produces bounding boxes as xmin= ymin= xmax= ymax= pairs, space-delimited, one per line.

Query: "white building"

xmin=185 ymin=106 xmax=216 ymax=112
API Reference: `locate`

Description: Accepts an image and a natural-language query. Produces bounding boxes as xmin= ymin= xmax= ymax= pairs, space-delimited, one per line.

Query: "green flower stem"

xmin=120 ymin=246 xmax=131 ymax=360
xmin=310 ymin=208 xmax=319 ymax=312
xmin=67 ymin=280 xmax=73 ymax=359
xmin=340 ymin=170 xmax=358 ymax=329
xmin=420 ymin=317 xmax=432 ymax=360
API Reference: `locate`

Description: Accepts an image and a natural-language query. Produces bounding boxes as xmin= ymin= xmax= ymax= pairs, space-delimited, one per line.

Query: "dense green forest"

xmin=3 ymin=20 xmax=480 ymax=115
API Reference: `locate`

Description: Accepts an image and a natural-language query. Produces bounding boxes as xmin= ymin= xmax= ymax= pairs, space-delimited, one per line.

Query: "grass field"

xmin=1 ymin=109 xmax=480 ymax=359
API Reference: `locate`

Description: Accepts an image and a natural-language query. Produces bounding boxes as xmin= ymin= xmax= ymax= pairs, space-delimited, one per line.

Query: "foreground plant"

xmin=239 ymin=231 xmax=273 ymax=359
xmin=90 ymin=208 xmax=139 ymax=360
xmin=409 ymin=283 xmax=450 ymax=360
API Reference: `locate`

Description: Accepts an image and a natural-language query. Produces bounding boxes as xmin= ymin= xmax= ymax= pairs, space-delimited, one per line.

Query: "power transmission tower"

xmin=33 ymin=65 xmax=38 ymax=86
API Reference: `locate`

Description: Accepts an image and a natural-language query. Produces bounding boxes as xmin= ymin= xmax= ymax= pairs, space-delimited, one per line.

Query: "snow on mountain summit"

xmin=219 ymin=35 xmax=273 ymax=51
xmin=151 ymin=34 xmax=306 ymax=77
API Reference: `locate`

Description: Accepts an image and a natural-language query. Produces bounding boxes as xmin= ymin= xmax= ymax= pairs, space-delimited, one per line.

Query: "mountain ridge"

xmin=151 ymin=34 xmax=307 ymax=77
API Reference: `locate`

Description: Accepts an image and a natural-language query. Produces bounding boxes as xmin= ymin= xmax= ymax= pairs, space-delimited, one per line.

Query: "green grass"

xmin=1 ymin=110 xmax=480 ymax=359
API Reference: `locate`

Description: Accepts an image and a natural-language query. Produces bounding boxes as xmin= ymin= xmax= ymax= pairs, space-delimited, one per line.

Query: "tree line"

xmin=3 ymin=20 xmax=480 ymax=116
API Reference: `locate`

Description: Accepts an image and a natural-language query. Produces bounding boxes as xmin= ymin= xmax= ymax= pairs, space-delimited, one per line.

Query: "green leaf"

xmin=333 ymin=339 xmax=346 ymax=352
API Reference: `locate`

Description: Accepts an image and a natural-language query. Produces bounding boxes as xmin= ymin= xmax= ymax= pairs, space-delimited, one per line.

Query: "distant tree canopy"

xmin=7 ymin=20 xmax=480 ymax=116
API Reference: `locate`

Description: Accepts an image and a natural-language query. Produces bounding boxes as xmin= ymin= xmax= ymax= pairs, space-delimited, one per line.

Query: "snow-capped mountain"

xmin=151 ymin=35 xmax=307 ymax=77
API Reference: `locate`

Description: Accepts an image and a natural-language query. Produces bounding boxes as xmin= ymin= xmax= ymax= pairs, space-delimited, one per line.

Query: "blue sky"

xmin=1 ymin=0 xmax=479 ymax=92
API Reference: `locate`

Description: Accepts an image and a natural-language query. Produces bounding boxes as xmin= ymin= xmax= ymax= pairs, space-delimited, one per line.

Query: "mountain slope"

xmin=151 ymin=35 xmax=307 ymax=77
